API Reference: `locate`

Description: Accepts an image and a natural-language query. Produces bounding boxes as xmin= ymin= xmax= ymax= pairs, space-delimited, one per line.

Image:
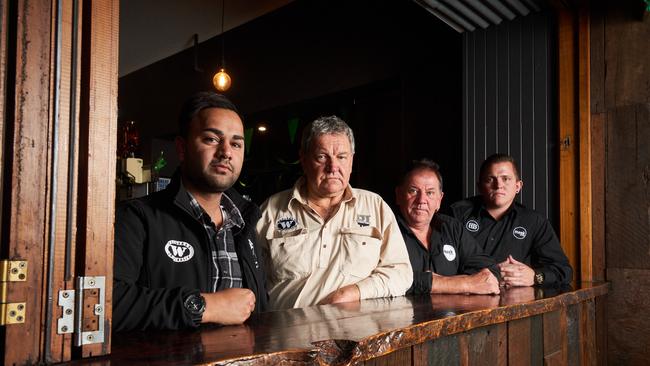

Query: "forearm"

xmin=430 ymin=274 xmax=471 ymax=294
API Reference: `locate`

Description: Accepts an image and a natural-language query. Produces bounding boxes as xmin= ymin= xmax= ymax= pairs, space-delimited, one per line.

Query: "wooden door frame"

xmin=0 ymin=1 xmax=118 ymax=364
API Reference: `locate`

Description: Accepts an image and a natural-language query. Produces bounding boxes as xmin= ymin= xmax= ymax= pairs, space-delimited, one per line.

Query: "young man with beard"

xmin=113 ymin=92 xmax=267 ymax=331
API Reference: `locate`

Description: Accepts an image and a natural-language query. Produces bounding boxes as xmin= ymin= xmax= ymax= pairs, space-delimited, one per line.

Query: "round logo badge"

xmin=512 ymin=227 xmax=527 ymax=240
xmin=164 ymin=240 xmax=195 ymax=262
xmin=442 ymin=244 xmax=457 ymax=261
xmin=465 ymin=219 xmax=480 ymax=232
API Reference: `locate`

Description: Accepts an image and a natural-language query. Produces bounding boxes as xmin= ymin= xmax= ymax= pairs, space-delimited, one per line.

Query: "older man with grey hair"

xmin=256 ymin=116 xmax=413 ymax=310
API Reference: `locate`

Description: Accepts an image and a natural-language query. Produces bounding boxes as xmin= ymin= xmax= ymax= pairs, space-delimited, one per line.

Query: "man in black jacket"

xmin=114 ymin=92 xmax=268 ymax=331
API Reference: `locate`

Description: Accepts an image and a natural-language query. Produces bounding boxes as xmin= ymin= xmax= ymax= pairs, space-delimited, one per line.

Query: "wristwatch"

xmin=183 ymin=293 xmax=206 ymax=326
xmin=534 ymin=271 xmax=545 ymax=286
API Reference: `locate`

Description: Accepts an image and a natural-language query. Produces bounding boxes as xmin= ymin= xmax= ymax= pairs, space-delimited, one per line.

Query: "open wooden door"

xmin=0 ymin=0 xmax=118 ymax=364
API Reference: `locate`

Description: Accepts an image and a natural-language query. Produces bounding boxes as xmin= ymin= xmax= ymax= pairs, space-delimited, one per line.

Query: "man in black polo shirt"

xmin=395 ymin=159 xmax=500 ymax=295
xmin=450 ymin=154 xmax=572 ymax=287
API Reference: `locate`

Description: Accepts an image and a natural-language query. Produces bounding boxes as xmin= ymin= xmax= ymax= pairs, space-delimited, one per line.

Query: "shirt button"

xmin=323 ymin=244 xmax=327 ymax=248
xmin=490 ymin=237 xmax=495 ymax=241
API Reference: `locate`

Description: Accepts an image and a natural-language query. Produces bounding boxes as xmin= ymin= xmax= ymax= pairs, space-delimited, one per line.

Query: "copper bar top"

xmin=78 ymin=282 xmax=607 ymax=365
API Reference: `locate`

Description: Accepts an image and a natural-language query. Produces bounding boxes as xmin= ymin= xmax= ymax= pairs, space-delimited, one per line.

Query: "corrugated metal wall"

xmin=462 ymin=11 xmax=557 ymax=221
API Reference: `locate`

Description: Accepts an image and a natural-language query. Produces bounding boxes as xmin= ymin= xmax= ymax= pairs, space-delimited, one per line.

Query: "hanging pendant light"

xmin=213 ymin=0 xmax=231 ymax=92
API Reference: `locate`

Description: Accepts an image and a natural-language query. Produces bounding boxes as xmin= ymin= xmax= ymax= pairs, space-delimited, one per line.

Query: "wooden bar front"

xmin=74 ymin=282 xmax=607 ymax=365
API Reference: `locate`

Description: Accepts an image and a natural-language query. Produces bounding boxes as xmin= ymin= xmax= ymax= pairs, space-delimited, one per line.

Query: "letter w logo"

xmin=169 ymin=245 xmax=187 ymax=257
xmin=164 ymin=240 xmax=194 ymax=263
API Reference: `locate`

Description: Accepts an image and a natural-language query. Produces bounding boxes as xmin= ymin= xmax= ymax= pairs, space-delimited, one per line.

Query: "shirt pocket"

xmin=339 ymin=226 xmax=382 ymax=279
xmin=267 ymin=228 xmax=311 ymax=279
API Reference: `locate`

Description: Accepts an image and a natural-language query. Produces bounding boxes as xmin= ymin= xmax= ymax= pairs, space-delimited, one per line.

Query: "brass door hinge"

xmin=0 ymin=260 xmax=27 ymax=325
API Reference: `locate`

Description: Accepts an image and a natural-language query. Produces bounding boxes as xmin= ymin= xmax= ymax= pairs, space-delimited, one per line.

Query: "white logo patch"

xmin=513 ymin=226 xmax=527 ymax=240
xmin=442 ymin=244 xmax=457 ymax=261
xmin=357 ymin=215 xmax=371 ymax=227
xmin=164 ymin=240 xmax=194 ymax=262
xmin=276 ymin=217 xmax=298 ymax=231
xmin=466 ymin=219 xmax=480 ymax=232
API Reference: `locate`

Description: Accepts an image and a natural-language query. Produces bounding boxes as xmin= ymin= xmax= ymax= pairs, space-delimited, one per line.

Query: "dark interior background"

xmin=118 ymin=0 xmax=463 ymax=208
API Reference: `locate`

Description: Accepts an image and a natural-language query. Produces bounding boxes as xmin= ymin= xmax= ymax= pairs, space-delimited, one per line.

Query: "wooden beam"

xmin=76 ymin=0 xmax=118 ymax=357
xmin=557 ymin=6 xmax=579 ymax=283
xmin=2 ymin=1 xmax=52 ymax=364
xmin=578 ymin=6 xmax=593 ymax=282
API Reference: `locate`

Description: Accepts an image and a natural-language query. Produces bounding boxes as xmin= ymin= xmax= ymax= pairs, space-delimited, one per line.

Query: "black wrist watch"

xmin=183 ymin=293 xmax=206 ymax=326
xmin=534 ymin=271 xmax=545 ymax=286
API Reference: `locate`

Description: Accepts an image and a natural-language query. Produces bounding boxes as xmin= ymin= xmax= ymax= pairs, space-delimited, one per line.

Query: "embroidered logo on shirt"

xmin=356 ymin=215 xmax=371 ymax=227
xmin=466 ymin=219 xmax=480 ymax=232
xmin=443 ymin=244 xmax=457 ymax=261
xmin=276 ymin=217 xmax=298 ymax=231
xmin=164 ymin=240 xmax=195 ymax=262
xmin=513 ymin=226 xmax=527 ymax=240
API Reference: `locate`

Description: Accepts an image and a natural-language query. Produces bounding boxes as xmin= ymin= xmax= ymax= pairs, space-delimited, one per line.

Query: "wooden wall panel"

xmin=595 ymin=296 xmax=607 ymax=366
xmin=565 ymin=304 xmax=580 ymax=366
xmin=413 ymin=335 xmax=461 ymax=366
xmin=605 ymin=104 xmax=650 ymax=269
xmin=362 ymin=347 xmax=411 ymax=366
xmin=590 ymin=112 xmax=605 ymax=280
xmin=1 ymin=1 xmax=52 ymax=364
xmin=542 ymin=309 xmax=567 ymax=365
xmin=606 ymin=268 xmax=650 ymax=365
xmin=507 ymin=318 xmax=531 ymax=366
xmin=580 ymin=299 xmax=596 ymax=366
xmin=465 ymin=324 xmax=506 ymax=366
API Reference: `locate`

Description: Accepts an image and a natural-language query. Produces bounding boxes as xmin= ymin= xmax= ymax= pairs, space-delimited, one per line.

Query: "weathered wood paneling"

xmin=507 ymin=317 xmax=531 ymax=366
xmin=592 ymin=1 xmax=650 ymax=363
xmin=603 ymin=3 xmax=650 ymax=109
xmin=363 ymin=347 xmax=411 ymax=366
xmin=605 ymin=104 xmax=650 ymax=269
xmin=590 ymin=112 xmax=606 ymax=281
xmin=606 ymin=268 xmax=650 ymax=365
xmin=580 ymin=299 xmax=596 ymax=366
xmin=543 ymin=309 xmax=567 ymax=365
xmin=566 ymin=303 xmax=580 ymax=366
xmin=413 ymin=335 xmax=461 ymax=366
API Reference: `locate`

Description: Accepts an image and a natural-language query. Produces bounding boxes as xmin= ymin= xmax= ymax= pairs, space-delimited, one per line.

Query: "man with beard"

xmin=395 ymin=159 xmax=500 ymax=295
xmin=256 ymin=116 xmax=412 ymax=310
xmin=113 ymin=92 xmax=268 ymax=331
xmin=450 ymin=153 xmax=572 ymax=287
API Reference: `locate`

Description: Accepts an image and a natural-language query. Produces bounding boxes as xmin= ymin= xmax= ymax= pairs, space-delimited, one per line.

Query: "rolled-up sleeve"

xmin=355 ymin=201 xmax=413 ymax=299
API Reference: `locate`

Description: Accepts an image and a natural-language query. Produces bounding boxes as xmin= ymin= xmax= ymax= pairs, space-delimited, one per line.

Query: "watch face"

xmin=184 ymin=294 xmax=205 ymax=315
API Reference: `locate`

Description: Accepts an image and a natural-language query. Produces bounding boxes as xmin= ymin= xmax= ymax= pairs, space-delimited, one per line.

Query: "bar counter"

xmin=79 ymin=282 xmax=607 ymax=365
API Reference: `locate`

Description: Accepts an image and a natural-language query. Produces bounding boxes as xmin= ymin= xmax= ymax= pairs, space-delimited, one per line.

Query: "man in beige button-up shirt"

xmin=256 ymin=116 xmax=413 ymax=310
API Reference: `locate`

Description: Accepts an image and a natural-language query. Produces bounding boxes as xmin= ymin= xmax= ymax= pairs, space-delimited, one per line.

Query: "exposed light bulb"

xmin=213 ymin=68 xmax=231 ymax=92
xmin=257 ymin=125 xmax=267 ymax=132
